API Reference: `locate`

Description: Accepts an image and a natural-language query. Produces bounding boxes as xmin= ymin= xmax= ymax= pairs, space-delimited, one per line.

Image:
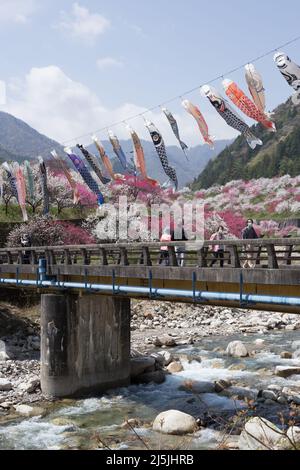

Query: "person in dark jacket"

xmin=242 ymin=219 xmax=258 ymax=268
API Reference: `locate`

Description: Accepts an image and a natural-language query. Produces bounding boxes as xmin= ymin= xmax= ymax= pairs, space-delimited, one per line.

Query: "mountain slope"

xmin=191 ymin=98 xmax=300 ymax=190
xmin=0 ymin=111 xmax=63 ymax=160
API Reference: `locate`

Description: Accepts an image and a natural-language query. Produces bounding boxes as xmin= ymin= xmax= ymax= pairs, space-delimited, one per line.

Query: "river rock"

xmin=133 ymin=370 xmax=166 ymax=385
xmin=153 ymin=335 xmax=177 ymax=347
xmin=280 ymin=351 xmax=293 ymax=359
xmin=223 ymin=386 xmax=257 ymax=401
xmin=179 ymin=380 xmax=215 ymax=394
xmin=14 ymin=404 xmax=45 ymax=417
xmin=226 ymin=341 xmax=249 ymax=357
xmin=261 ymin=390 xmax=278 ymax=401
xmin=254 ymin=339 xmax=265 ymax=346
xmin=238 ymin=417 xmax=283 ymax=450
xmin=18 ymin=378 xmax=40 ymax=394
xmin=151 ymin=351 xmax=173 ymax=367
xmin=0 ymin=379 xmax=13 ymax=391
xmin=130 ymin=357 xmax=156 ymax=378
xmin=153 ymin=410 xmax=197 ymax=435
xmin=214 ymin=379 xmax=232 ymax=393
xmin=167 ymin=362 xmax=183 ymax=373
xmin=287 ymin=427 xmax=300 ymax=447
xmin=275 ymin=366 xmax=300 ymax=378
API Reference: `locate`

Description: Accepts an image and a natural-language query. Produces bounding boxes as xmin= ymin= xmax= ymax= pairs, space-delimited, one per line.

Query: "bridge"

xmin=0 ymin=238 xmax=299 ymax=398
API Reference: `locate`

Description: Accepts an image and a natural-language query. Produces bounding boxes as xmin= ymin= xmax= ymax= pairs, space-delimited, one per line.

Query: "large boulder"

xmin=226 ymin=341 xmax=249 ymax=358
xmin=18 ymin=378 xmax=40 ymax=394
xmin=151 ymin=351 xmax=173 ymax=367
xmin=0 ymin=378 xmax=13 ymax=391
xmin=167 ymin=362 xmax=183 ymax=374
xmin=239 ymin=417 xmax=283 ymax=450
xmin=153 ymin=410 xmax=197 ymax=435
xmin=14 ymin=405 xmax=45 ymax=417
xmin=275 ymin=366 xmax=300 ymax=378
xmin=133 ymin=370 xmax=166 ymax=385
xmin=130 ymin=357 xmax=156 ymax=378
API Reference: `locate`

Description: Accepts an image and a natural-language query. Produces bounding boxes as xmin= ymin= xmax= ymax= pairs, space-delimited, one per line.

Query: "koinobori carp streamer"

xmin=77 ymin=144 xmax=110 ymax=185
xmin=145 ymin=120 xmax=178 ymax=190
xmin=245 ymin=63 xmax=266 ymax=114
xmin=64 ymin=147 xmax=104 ymax=206
xmin=162 ymin=108 xmax=188 ymax=157
xmin=222 ymin=79 xmax=276 ymax=131
xmin=182 ymin=100 xmax=214 ymax=148
xmin=50 ymin=150 xmax=81 ymax=205
xmin=274 ymin=52 xmax=300 ymax=105
xmin=201 ymin=85 xmax=263 ymax=149
xmin=38 ymin=156 xmax=50 ymax=216
xmin=126 ymin=125 xmax=159 ymax=187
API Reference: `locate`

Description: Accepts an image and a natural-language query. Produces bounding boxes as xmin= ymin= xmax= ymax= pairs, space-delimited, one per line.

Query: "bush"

xmin=6 ymin=216 xmax=95 ymax=247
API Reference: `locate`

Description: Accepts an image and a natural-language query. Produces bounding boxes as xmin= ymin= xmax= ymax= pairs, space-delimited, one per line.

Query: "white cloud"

xmin=0 ymin=0 xmax=37 ymax=24
xmin=96 ymin=57 xmax=124 ymax=70
xmin=56 ymin=2 xmax=110 ymax=44
xmin=0 ymin=65 xmax=237 ymax=149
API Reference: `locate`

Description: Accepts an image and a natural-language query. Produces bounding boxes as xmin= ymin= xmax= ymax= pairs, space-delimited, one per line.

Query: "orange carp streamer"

xmin=91 ymin=135 xmax=123 ymax=181
xmin=222 ymin=79 xmax=276 ymax=132
xmin=126 ymin=125 xmax=159 ymax=187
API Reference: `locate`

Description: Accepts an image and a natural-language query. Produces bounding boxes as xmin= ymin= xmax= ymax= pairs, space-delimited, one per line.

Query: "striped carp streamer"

xmin=76 ymin=144 xmax=110 ymax=185
xmin=145 ymin=120 xmax=178 ymax=190
xmin=91 ymin=135 xmax=119 ymax=180
xmin=222 ymin=79 xmax=276 ymax=132
xmin=108 ymin=130 xmax=133 ymax=173
xmin=38 ymin=157 xmax=50 ymax=216
xmin=245 ymin=64 xmax=266 ymax=114
xmin=126 ymin=125 xmax=159 ymax=187
xmin=162 ymin=108 xmax=188 ymax=157
xmin=182 ymin=100 xmax=214 ymax=148
xmin=274 ymin=52 xmax=300 ymax=105
xmin=50 ymin=150 xmax=81 ymax=205
xmin=24 ymin=160 xmax=35 ymax=205
xmin=2 ymin=162 xmax=19 ymax=201
xmin=15 ymin=164 xmax=28 ymax=222
xmin=64 ymin=147 xmax=104 ymax=206
xmin=201 ymin=85 xmax=263 ymax=149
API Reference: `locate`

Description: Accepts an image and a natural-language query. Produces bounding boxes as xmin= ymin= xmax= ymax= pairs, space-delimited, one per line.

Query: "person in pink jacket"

xmin=210 ymin=226 xmax=226 ymax=267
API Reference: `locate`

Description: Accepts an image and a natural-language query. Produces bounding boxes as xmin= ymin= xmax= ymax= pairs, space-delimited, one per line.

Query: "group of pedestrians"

xmin=159 ymin=219 xmax=260 ymax=268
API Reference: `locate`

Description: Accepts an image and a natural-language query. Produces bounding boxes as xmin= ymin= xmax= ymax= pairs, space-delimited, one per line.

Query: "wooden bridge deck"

xmin=0 ymin=239 xmax=300 ymax=313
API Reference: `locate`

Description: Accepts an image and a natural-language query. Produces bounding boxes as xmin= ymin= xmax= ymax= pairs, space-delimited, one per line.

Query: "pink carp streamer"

xmin=182 ymin=100 xmax=214 ymax=148
xmin=15 ymin=164 xmax=28 ymax=222
xmin=222 ymin=79 xmax=276 ymax=132
xmin=51 ymin=150 xmax=81 ymax=204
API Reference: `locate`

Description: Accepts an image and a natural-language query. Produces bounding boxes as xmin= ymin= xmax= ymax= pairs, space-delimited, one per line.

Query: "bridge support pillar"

xmin=40 ymin=293 xmax=131 ymax=398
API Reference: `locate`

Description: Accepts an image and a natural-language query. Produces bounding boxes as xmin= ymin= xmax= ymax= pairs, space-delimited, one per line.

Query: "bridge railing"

xmin=1 ymin=238 xmax=300 ymax=269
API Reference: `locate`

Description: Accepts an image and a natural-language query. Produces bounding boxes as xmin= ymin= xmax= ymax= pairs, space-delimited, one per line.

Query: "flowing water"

xmin=0 ymin=330 xmax=299 ymax=450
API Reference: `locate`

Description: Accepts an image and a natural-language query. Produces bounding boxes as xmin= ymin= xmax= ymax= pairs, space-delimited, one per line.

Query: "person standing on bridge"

xmin=159 ymin=227 xmax=173 ymax=266
xmin=242 ymin=219 xmax=259 ymax=268
xmin=209 ymin=226 xmax=226 ymax=267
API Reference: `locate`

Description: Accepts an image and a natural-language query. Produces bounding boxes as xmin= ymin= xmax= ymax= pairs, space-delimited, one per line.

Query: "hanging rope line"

xmin=61 ymin=34 xmax=300 ymax=146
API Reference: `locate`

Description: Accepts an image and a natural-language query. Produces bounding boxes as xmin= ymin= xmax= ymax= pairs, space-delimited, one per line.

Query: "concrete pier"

xmin=41 ymin=293 xmax=130 ymax=397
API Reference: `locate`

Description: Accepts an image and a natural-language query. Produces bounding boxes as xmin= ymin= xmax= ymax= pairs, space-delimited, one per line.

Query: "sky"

xmin=0 ymin=0 xmax=300 ymax=148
